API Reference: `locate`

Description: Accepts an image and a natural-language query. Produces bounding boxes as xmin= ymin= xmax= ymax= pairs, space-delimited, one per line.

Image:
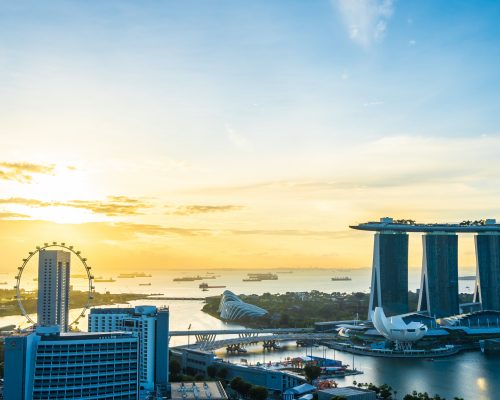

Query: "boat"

xmin=199 ymin=283 xmax=227 ymax=289
xmin=0 ymin=282 xmax=7 ymax=285
xmin=118 ymin=272 xmax=152 ymax=278
xmin=331 ymin=277 xmax=352 ymax=281
xmin=243 ymin=278 xmax=262 ymax=282
xmin=173 ymin=276 xmax=205 ymax=282
xmin=246 ymin=273 xmax=278 ymax=280
xmin=139 ymin=283 xmax=151 ymax=286
xmin=94 ymin=278 xmax=116 ymax=283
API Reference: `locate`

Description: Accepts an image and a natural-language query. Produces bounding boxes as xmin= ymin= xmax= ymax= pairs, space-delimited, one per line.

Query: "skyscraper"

xmin=88 ymin=305 xmax=169 ymax=391
xmin=4 ymin=325 xmax=140 ymax=400
xmin=418 ymin=234 xmax=459 ymax=318
xmin=368 ymin=232 xmax=409 ymax=318
xmin=37 ymin=250 xmax=71 ymax=331
xmin=474 ymin=233 xmax=500 ymax=310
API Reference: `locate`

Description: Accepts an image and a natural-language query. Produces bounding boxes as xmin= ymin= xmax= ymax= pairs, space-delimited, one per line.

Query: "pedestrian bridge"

xmin=170 ymin=329 xmax=336 ymax=351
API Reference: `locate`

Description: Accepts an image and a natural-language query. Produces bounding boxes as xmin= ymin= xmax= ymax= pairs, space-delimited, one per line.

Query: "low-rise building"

xmin=318 ymin=386 xmax=376 ymax=400
xmin=170 ymin=382 xmax=228 ymax=400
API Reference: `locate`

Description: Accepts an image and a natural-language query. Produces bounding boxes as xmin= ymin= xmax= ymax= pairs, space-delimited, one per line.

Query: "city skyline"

xmin=2 ymin=1 xmax=500 ymax=271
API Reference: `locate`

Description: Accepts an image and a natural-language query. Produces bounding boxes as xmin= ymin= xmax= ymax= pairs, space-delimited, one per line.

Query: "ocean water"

xmin=2 ymin=267 xmax=493 ymax=400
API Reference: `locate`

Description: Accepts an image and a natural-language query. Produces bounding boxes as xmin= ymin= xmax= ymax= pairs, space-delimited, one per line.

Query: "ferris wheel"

xmin=14 ymin=242 xmax=95 ymax=328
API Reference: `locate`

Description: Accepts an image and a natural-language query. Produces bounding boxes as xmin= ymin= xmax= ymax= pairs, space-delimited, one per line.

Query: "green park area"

xmin=0 ymin=288 xmax=146 ymax=319
xmin=202 ymin=290 xmax=474 ymax=328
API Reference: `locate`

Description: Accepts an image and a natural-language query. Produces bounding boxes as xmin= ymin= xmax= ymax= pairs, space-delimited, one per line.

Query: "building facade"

xmin=88 ymin=305 xmax=169 ymax=391
xmin=418 ymin=234 xmax=459 ymax=318
xmin=368 ymin=232 xmax=409 ymax=318
xmin=474 ymin=234 xmax=500 ymax=311
xmin=4 ymin=326 xmax=140 ymax=400
xmin=37 ymin=250 xmax=71 ymax=331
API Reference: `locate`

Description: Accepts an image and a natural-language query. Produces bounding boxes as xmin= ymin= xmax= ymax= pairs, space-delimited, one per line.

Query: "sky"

xmin=1 ymin=0 xmax=500 ymax=273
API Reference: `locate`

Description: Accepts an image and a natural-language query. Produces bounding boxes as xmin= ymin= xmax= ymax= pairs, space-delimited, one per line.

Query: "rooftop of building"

xmin=90 ymin=305 xmax=158 ymax=316
xmin=350 ymin=217 xmax=500 ymax=233
xmin=319 ymin=386 xmax=375 ymax=396
xmin=170 ymin=382 xmax=228 ymax=400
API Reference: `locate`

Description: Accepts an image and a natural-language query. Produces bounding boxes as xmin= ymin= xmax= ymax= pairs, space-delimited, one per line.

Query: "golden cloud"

xmin=0 ymin=162 xmax=55 ymax=182
xmin=0 ymin=211 xmax=30 ymax=219
xmin=0 ymin=196 xmax=151 ymax=216
xmin=171 ymin=204 xmax=244 ymax=216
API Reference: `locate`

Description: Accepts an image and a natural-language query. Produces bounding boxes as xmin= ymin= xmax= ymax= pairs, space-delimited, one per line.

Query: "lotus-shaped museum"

xmin=372 ymin=307 xmax=428 ymax=342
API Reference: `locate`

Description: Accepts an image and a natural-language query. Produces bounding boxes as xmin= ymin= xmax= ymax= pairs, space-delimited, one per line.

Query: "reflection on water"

xmin=0 ymin=268 xmax=493 ymax=400
xmin=218 ymin=341 xmax=499 ymax=400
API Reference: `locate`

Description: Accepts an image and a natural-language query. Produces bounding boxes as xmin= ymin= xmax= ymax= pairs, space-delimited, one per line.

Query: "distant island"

xmin=202 ymin=290 xmax=474 ymax=328
xmin=0 ymin=289 xmax=147 ymax=319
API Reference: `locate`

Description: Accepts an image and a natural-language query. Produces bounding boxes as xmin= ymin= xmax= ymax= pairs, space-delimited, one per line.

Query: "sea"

xmin=1 ymin=267 xmax=497 ymax=400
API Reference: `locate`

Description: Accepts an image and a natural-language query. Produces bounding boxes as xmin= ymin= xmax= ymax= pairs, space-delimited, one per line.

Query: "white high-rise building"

xmin=37 ymin=250 xmax=71 ymax=331
xmin=88 ymin=305 xmax=169 ymax=391
xmin=4 ymin=325 xmax=140 ymax=400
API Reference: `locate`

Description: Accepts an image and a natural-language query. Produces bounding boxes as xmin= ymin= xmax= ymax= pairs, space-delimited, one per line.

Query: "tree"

xmin=331 ymin=396 xmax=347 ymax=400
xmin=304 ymin=365 xmax=322 ymax=382
xmin=207 ymin=365 xmax=218 ymax=379
xmin=169 ymin=359 xmax=182 ymax=381
xmin=240 ymin=382 xmax=252 ymax=397
xmin=195 ymin=373 xmax=206 ymax=381
xmin=230 ymin=377 xmax=243 ymax=391
xmin=217 ymin=366 xmax=229 ymax=381
xmin=249 ymin=386 xmax=268 ymax=400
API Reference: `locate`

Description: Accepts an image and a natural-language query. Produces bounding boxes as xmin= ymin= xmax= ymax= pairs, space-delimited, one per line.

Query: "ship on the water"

xmin=458 ymin=275 xmax=476 ymax=280
xmin=118 ymin=272 xmax=152 ymax=278
xmin=331 ymin=276 xmax=352 ymax=281
xmin=199 ymin=282 xmax=227 ymax=289
xmin=173 ymin=276 xmax=204 ymax=282
xmin=243 ymin=273 xmax=278 ymax=282
xmin=94 ymin=277 xmax=116 ymax=283
xmin=173 ymin=275 xmax=218 ymax=282
xmin=139 ymin=283 xmax=151 ymax=286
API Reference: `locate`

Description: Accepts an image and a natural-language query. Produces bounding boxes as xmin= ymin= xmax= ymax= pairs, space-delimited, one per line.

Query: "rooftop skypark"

xmin=350 ymin=217 xmax=500 ymax=233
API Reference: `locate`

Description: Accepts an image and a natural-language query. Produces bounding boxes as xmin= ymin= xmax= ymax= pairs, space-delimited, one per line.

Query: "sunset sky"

xmin=1 ymin=1 xmax=500 ymax=273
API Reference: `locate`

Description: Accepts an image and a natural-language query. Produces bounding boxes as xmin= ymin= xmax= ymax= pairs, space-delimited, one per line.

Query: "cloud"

xmin=0 ymin=212 xmax=30 ymax=220
xmin=0 ymin=162 xmax=55 ymax=183
xmin=230 ymin=229 xmax=354 ymax=239
xmin=225 ymin=124 xmax=252 ymax=151
xmin=0 ymin=196 xmax=151 ymax=216
xmin=334 ymin=0 xmax=395 ymax=46
xmin=170 ymin=204 xmax=244 ymax=216
xmin=113 ymin=223 xmax=210 ymax=236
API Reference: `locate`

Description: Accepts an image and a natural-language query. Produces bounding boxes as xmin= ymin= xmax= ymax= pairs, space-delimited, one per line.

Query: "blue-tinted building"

xmin=4 ymin=325 xmax=140 ymax=400
xmin=88 ymin=305 xmax=169 ymax=391
xmin=474 ymin=234 xmax=500 ymax=311
xmin=368 ymin=232 xmax=409 ymax=318
xmin=418 ymin=234 xmax=459 ymax=318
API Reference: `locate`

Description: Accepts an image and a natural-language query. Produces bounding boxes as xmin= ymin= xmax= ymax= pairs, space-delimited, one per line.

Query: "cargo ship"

xmin=118 ymin=272 xmax=152 ymax=278
xmin=173 ymin=276 xmax=204 ymax=282
xmin=243 ymin=273 xmax=278 ymax=282
xmin=331 ymin=276 xmax=352 ymax=281
xmin=199 ymin=283 xmax=227 ymax=289
xmin=94 ymin=277 xmax=116 ymax=283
